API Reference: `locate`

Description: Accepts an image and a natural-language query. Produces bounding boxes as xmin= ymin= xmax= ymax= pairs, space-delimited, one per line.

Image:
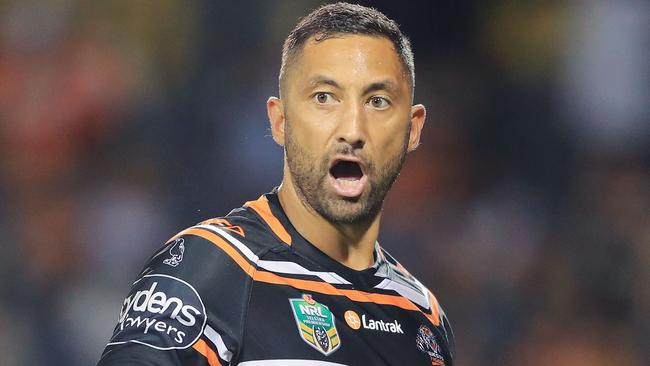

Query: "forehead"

xmin=291 ymin=35 xmax=407 ymax=88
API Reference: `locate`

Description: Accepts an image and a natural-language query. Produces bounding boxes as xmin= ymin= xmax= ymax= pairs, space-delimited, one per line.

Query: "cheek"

xmin=288 ymin=109 xmax=337 ymax=146
xmin=370 ymin=122 xmax=409 ymax=155
xmin=291 ymin=123 xmax=328 ymax=152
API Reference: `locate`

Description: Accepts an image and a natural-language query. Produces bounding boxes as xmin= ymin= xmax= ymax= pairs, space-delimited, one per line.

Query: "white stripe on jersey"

xmin=196 ymin=224 xmax=260 ymax=262
xmin=204 ymin=324 xmax=233 ymax=362
xmin=195 ymin=224 xmax=351 ymax=285
xmin=238 ymin=360 xmax=349 ymax=366
xmin=374 ymin=278 xmax=430 ymax=309
xmin=256 ymin=260 xmax=351 ymax=285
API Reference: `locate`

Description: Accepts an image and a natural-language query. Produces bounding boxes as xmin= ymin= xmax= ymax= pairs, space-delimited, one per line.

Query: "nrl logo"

xmin=289 ymin=294 xmax=341 ymax=356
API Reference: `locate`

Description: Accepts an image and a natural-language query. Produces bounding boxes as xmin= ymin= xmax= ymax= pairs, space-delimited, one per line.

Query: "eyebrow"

xmin=308 ymin=75 xmax=342 ymax=89
xmin=307 ymin=75 xmax=399 ymax=95
xmin=362 ymin=79 xmax=399 ymax=95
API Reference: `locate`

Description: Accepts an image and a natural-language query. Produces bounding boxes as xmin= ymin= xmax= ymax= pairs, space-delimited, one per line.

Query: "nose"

xmin=336 ymin=100 xmax=366 ymax=149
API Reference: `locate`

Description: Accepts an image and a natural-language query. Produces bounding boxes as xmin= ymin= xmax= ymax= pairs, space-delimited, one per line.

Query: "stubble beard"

xmin=284 ymin=119 xmax=409 ymax=225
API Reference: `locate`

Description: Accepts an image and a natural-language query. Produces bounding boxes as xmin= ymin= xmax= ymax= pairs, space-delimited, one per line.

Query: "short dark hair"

xmin=279 ymin=2 xmax=415 ymax=96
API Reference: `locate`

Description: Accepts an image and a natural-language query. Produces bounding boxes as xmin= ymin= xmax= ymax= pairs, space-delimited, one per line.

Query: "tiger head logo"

xmin=416 ymin=325 xmax=445 ymax=365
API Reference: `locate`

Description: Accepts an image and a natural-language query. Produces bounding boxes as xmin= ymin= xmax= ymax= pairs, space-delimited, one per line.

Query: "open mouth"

xmin=330 ymin=160 xmax=364 ymax=180
xmin=328 ymin=159 xmax=367 ymax=198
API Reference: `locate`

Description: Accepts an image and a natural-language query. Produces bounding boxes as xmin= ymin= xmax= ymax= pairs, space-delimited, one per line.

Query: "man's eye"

xmin=369 ymin=96 xmax=390 ymax=109
xmin=313 ymin=92 xmax=334 ymax=104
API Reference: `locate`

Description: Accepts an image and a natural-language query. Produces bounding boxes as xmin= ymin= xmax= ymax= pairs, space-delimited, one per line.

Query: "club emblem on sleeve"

xmin=163 ymin=238 xmax=185 ymax=267
xmin=289 ymin=294 xmax=341 ymax=356
xmin=416 ymin=325 xmax=445 ymax=365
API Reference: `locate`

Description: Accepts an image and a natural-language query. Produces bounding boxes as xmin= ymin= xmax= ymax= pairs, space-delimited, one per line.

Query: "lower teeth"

xmin=336 ymin=178 xmax=359 ymax=188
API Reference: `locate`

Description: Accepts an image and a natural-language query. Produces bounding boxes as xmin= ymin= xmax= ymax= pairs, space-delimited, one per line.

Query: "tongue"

xmin=329 ymin=161 xmax=366 ymax=197
xmin=331 ymin=175 xmax=366 ymax=197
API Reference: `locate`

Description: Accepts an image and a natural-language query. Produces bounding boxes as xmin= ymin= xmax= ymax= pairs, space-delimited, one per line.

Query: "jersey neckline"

xmin=262 ymin=188 xmax=391 ymax=289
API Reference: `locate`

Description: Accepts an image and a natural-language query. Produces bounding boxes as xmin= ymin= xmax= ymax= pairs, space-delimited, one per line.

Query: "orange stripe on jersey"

xmin=200 ymin=218 xmax=232 ymax=226
xmin=199 ymin=218 xmax=246 ymax=237
xmin=181 ymin=227 xmax=440 ymax=327
xmin=428 ymin=290 xmax=441 ymax=320
xmin=180 ymin=227 xmax=256 ymax=275
xmin=192 ymin=339 xmax=222 ymax=366
xmin=421 ymin=290 xmax=441 ymax=326
xmin=253 ymin=269 xmax=440 ymax=326
xmin=245 ymin=195 xmax=292 ymax=245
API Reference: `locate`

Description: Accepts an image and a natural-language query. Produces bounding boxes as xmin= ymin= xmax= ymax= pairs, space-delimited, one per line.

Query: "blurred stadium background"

xmin=0 ymin=1 xmax=648 ymax=365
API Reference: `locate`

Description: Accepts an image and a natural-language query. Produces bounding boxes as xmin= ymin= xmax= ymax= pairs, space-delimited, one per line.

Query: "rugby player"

xmin=97 ymin=3 xmax=454 ymax=365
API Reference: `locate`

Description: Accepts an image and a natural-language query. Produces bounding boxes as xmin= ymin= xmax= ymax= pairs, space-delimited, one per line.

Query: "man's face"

xmin=276 ymin=35 xmax=424 ymax=224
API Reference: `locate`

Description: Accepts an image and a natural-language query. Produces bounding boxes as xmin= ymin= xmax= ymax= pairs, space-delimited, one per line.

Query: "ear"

xmin=267 ymin=97 xmax=285 ymax=146
xmin=407 ymin=104 xmax=426 ymax=152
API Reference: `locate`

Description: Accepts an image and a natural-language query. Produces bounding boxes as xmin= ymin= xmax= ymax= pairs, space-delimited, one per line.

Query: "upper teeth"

xmin=337 ymin=178 xmax=360 ymax=185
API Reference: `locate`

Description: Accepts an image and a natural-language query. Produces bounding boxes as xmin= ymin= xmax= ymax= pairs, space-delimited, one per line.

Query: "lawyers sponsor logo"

xmin=343 ymin=310 xmax=404 ymax=334
xmin=108 ymin=274 xmax=206 ymax=350
xmin=289 ymin=294 xmax=341 ymax=356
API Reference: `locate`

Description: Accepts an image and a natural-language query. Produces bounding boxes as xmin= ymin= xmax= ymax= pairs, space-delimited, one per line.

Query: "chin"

xmin=317 ymin=195 xmax=380 ymax=225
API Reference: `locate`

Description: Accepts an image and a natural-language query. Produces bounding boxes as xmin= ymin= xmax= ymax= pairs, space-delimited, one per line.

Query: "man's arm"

xmin=97 ymin=226 xmax=252 ymax=366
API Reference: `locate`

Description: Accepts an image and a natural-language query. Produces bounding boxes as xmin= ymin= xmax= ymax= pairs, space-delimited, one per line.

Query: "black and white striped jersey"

xmin=97 ymin=190 xmax=454 ymax=366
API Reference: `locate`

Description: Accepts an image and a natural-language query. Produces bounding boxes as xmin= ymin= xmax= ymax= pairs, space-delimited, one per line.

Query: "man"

xmin=97 ymin=3 xmax=454 ymax=365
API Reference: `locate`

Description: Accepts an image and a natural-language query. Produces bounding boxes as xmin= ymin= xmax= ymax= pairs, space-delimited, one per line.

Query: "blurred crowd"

xmin=0 ymin=1 xmax=648 ymax=365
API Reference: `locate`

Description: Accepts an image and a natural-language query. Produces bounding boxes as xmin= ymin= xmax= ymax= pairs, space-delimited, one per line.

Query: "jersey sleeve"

xmin=97 ymin=224 xmax=253 ymax=366
xmin=439 ymin=305 xmax=455 ymax=364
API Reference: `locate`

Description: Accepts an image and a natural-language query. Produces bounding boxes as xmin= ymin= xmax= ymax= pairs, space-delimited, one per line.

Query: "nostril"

xmin=337 ymin=136 xmax=364 ymax=148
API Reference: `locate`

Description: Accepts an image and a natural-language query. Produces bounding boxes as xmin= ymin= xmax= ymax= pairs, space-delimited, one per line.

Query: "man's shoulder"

xmin=160 ymin=199 xmax=287 ymax=266
xmin=376 ymin=246 xmax=454 ymax=351
xmin=98 ymin=206 xmax=275 ymax=362
xmin=130 ymin=215 xmax=263 ymax=310
xmin=376 ymin=246 xmax=433 ymax=299
xmin=134 ymin=191 xmax=290 ymax=287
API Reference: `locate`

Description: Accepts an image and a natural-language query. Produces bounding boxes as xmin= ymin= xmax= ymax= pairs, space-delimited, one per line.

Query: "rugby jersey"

xmin=97 ymin=190 xmax=454 ymax=366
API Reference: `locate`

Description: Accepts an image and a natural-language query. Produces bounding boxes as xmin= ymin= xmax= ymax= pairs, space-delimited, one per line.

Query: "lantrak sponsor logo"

xmin=108 ymin=274 xmax=206 ymax=350
xmin=343 ymin=310 xmax=361 ymax=330
xmin=344 ymin=310 xmax=404 ymax=334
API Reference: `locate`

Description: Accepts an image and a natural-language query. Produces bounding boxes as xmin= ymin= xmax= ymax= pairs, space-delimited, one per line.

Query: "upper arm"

xmin=97 ymin=225 xmax=253 ymax=366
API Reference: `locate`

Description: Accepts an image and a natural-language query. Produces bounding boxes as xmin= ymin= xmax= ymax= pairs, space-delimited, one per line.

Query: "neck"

xmin=277 ymin=175 xmax=381 ymax=271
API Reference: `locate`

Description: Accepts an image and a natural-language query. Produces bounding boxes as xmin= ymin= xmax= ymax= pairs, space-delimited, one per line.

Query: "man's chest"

xmin=233 ymin=282 xmax=450 ymax=366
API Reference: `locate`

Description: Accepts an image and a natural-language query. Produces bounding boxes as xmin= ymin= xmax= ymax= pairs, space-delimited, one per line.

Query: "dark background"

xmin=0 ymin=1 xmax=648 ymax=365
